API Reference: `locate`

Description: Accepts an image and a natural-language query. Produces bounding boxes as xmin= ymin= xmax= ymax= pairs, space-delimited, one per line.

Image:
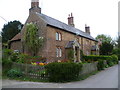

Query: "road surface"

xmin=2 ymin=65 xmax=118 ymax=88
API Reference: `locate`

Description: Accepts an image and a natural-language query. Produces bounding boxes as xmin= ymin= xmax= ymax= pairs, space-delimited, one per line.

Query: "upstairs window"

xmin=56 ymin=32 xmax=62 ymax=41
xmin=56 ymin=32 xmax=59 ymax=41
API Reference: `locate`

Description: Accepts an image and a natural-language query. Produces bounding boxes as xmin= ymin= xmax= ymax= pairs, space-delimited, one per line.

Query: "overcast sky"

xmin=0 ymin=0 xmax=119 ymax=39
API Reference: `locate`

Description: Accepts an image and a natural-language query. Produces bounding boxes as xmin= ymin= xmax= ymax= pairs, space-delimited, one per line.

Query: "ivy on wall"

xmin=24 ymin=23 xmax=44 ymax=56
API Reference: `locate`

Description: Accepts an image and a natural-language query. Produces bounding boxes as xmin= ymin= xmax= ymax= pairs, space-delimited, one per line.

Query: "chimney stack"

xmin=85 ymin=24 xmax=90 ymax=34
xmin=68 ymin=13 xmax=75 ymax=27
xmin=31 ymin=0 xmax=39 ymax=8
xmin=29 ymin=0 xmax=41 ymax=14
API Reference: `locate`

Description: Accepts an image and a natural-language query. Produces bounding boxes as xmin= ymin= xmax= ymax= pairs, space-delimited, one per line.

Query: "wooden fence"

xmin=12 ymin=62 xmax=98 ymax=80
xmin=12 ymin=62 xmax=48 ymax=80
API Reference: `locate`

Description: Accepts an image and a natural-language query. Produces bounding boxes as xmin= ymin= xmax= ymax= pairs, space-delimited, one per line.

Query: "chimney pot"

xmin=67 ymin=13 xmax=75 ymax=27
xmin=30 ymin=0 xmax=41 ymax=14
xmin=85 ymin=24 xmax=90 ymax=34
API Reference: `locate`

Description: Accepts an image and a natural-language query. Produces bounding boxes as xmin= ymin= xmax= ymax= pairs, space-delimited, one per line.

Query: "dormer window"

xmin=56 ymin=32 xmax=62 ymax=41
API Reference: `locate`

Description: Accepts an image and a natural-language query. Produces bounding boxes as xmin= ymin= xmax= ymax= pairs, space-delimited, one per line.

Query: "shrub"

xmin=106 ymin=57 xmax=114 ymax=67
xmin=67 ymin=49 xmax=74 ymax=62
xmin=7 ymin=68 xmax=23 ymax=78
xmin=17 ymin=54 xmax=30 ymax=63
xmin=10 ymin=53 xmax=19 ymax=62
xmin=80 ymin=50 xmax=85 ymax=62
xmin=45 ymin=62 xmax=82 ymax=82
xmin=83 ymin=55 xmax=112 ymax=62
xmin=2 ymin=49 xmax=13 ymax=73
xmin=111 ymin=55 xmax=118 ymax=64
xmin=97 ymin=59 xmax=105 ymax=71
xmin=2 ymin=49 xmax=13 ymax=58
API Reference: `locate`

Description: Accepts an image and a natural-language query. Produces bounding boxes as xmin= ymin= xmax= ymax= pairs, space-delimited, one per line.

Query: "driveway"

xmin=2 ymin=65 xmax=118 ymax=88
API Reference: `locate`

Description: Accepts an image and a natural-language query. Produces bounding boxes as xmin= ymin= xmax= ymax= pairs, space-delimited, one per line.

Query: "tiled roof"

xmin=65 ymin=40 xmax=81 ymax=49
xmin=37 ymin=13 xmax=97 ymax=41
xmin=65 ymin=41 xmax=74 ymax=48
xmin=11 ymin=33 xmax=21 ymax=41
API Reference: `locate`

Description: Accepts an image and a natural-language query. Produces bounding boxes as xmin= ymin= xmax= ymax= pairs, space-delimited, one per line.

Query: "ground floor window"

xmin=56 ymin=47 xmax=62 ymax=57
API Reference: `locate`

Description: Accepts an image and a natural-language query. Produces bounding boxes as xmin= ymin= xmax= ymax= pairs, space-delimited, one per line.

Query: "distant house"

xmin=10 ymin=0 xmax=99 ymax=62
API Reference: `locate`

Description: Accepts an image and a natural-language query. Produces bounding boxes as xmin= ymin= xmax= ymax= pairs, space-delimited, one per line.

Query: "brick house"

xmin=10 ymin=0 xmax=99 ymax=62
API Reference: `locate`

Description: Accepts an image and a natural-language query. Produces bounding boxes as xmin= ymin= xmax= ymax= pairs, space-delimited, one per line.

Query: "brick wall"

xmin=10 ymin=40 xmax=22 ymax=52
xmin=45 ymin=26 xmax=96 ymax=62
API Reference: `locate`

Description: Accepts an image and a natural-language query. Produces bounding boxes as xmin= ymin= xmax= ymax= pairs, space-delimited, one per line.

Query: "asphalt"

xmin=2 ymin=64 xmax=118 ymax=88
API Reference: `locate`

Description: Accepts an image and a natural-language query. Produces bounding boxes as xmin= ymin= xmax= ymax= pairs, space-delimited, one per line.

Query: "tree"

xmin=117 ymin=36 xmax=120 ymax=49
xmin=24 ymin=23 xmax=44 ymax=56
xmin=113 ymin=36 xmax=120 ymax=60
xmin=100 ymin=42 xmax=113 ymax=55
xmin=1 ymin=20 xmax=23 ymax=43
xmin=96 ymin=34 xmax=114 ymax=55
xmin=96 ymin=34 xmax=112 ymax=43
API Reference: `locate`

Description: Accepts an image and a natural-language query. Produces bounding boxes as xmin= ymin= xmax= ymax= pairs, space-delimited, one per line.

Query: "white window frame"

xmin=56 ymin=32 xmax=62 ymax=41
xmin=59 ymin=33 xmax=62 ymax=41
xmin=56 ymin=47 xmax=62 ymax=57
xmin=56 ymin=48 xmax=59 ymax=57
xmin=59 ymin=48 xmax=62 ymax=57
xmin=56 ymin=32 xmax=59 ymax=41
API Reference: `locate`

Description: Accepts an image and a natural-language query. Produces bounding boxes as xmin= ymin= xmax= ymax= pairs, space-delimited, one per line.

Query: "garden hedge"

xmin=45 ymin=62 xmax=82 ymax=82
xmin=83 ymin=55 xmax=112 ymax=62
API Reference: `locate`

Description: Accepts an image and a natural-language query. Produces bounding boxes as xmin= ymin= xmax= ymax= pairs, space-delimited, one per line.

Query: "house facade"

xmin=10 ymin=0 xmax=99 ymax=62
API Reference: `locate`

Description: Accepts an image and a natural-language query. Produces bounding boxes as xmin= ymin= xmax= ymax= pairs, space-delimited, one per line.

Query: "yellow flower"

xmin=39 ymin=63 xmax=44 ymax=66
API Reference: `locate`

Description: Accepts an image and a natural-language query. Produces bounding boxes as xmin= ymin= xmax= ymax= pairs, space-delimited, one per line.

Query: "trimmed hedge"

xmin=83 ymin=55 xmax=112 ymax=62
xmin=45 ymin=62 xmax=82 ymax=82
xmin=83 ymin=55 xmax=118 ymax=70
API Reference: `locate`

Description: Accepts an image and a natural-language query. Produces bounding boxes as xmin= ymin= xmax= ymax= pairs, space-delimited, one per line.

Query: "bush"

xmin=83 ymin=55 xmax=112 ymax=62
xmin=10 ymin=53 xmax=19 ymax=62
xmin=2 ymin=49 xmax=13 ymax=74
xmin=111 ymin=55 xmax=118 ymax=64
xmin=7 ymin=68 xmax=23 ymax=78
xmin=106 ymin=57 xmax=114 ymax=67
xmin=17 ymin=54 xmax=29 ymax=63
xmin=2 ymin=49 xmax=13 ymax=58
xmin=45 ymin=62 xmax=82 ymax=82
xmin=67 ymin=50 xmax=74 ymax=62
xmin=97 ymin=60 xmax=105 ymax=71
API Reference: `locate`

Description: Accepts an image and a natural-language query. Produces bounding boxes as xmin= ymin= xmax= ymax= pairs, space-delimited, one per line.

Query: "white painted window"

xmin=56 ymin=32 xmax=59 ymax=40
xmin=56 ymin=47 xmax=62 ymax=57
xmin=56 ymin=32 xmax=62 ymax=41
xmin=59 ymin=33 xmax=62 ymax=41
xmin=59 ymin=48 xmax=62 ymax=57
xmin=56 ymin=48 xmax=59 ymax=57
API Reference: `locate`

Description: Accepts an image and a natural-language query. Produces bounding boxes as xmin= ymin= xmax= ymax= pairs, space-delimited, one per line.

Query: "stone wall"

xmin=80 ymin=62 xmax=98 ymax=75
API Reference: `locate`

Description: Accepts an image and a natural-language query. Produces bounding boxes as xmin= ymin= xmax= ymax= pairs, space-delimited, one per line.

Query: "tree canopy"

xmin=1 ymin=20 xmax=23 ymax=43
xmin=100 ymin=42 xmax=113 ymax=55
xmin=117 ymin=36 xmax=120 ymax=49
xmin=24 ymin=23 xmax=44 ymax=56
xmin=96 ymin=34 xmax=114 ymax=55
xmin=96 ymin=34 xmax=112 ymax=43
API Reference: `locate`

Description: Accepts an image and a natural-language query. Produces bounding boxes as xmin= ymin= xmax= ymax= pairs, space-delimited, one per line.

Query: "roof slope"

xmin=11 ymin=33 xmax=21 ymax=41
xmin=37 ymin=13 xmax=97 ymax=41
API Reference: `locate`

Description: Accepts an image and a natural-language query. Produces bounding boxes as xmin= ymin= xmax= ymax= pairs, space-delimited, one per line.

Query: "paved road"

xmin=2 ymin=65 xmax=118 ymax=88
